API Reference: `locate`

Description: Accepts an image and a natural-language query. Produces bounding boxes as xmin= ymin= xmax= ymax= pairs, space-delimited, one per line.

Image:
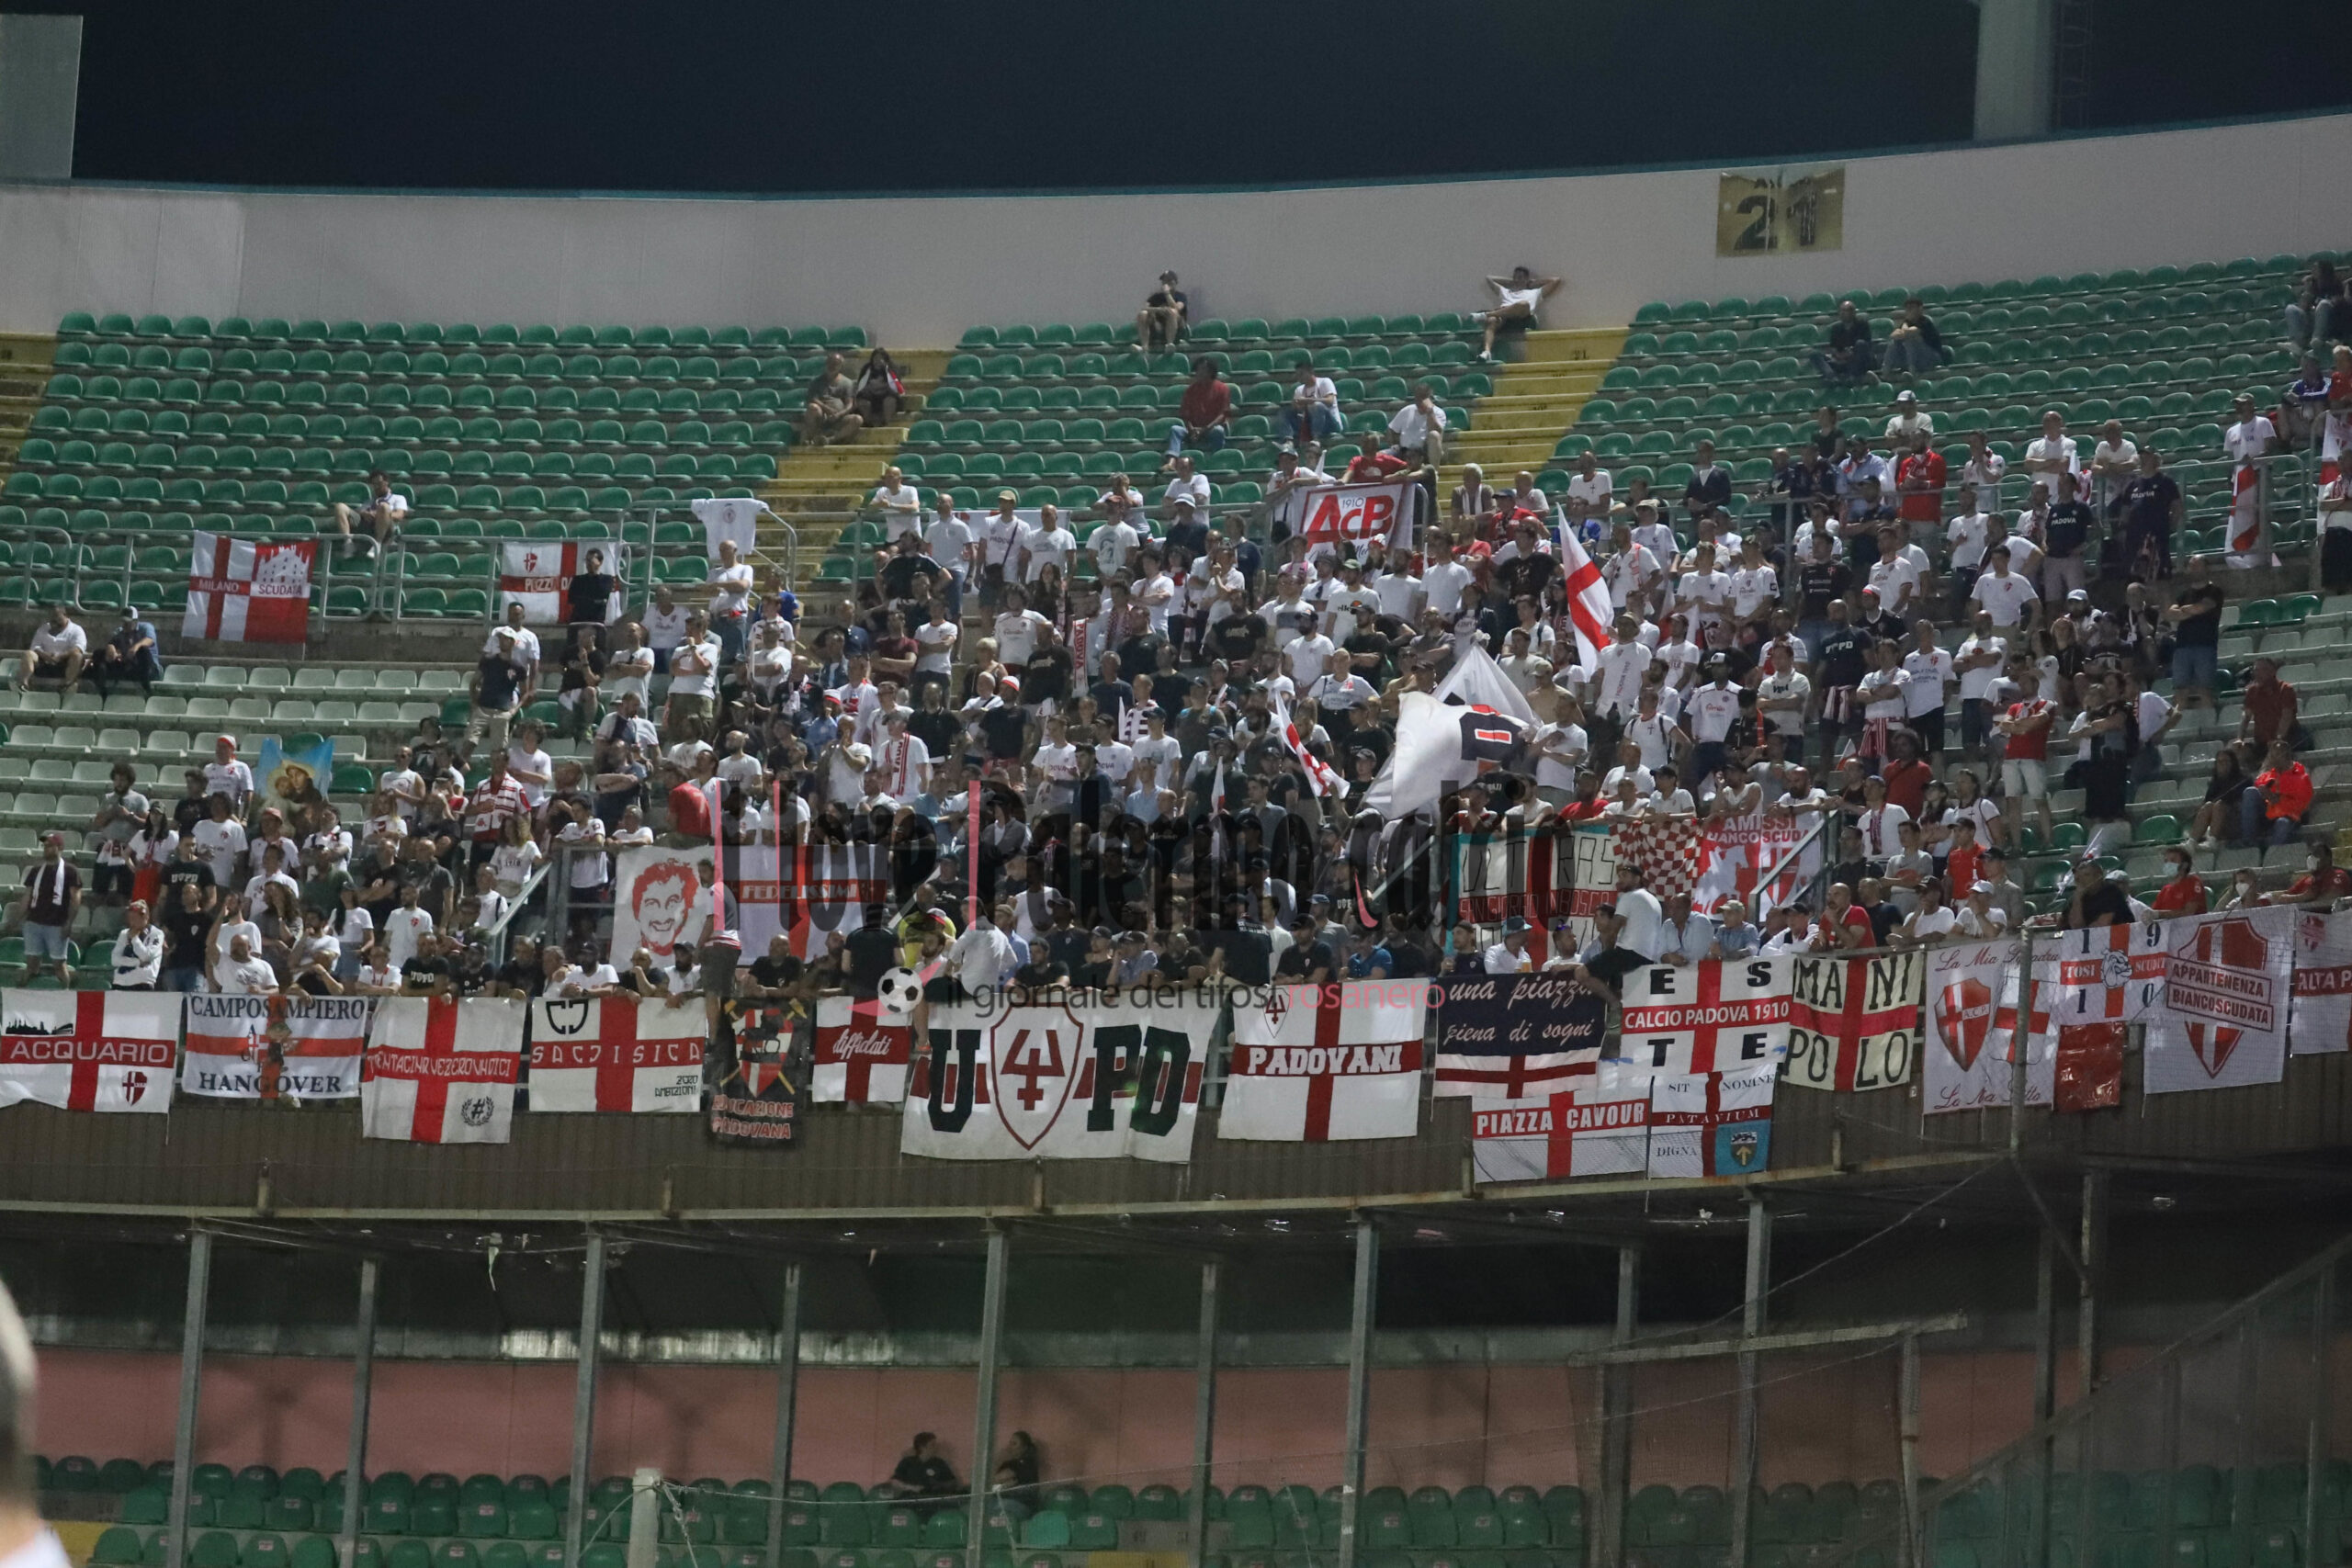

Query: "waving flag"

xmin=185 ymin=532 xmax=313 ymax=643
xmin=1272 ymin=692 xmax=1342 ymax=798
xmin=1551 ymin=507 xmax=1615 ymax=671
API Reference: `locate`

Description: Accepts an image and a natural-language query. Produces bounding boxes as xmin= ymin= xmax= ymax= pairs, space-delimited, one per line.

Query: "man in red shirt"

xmin=1815 ymin=881 xmax=1874 ymax=950
xmin=2286 ymin=841 xmax=2352 ymax=906
xmin=1345 ymin=446 xmax=1412 ymax=484
xmin=663 ymin=760 xmax=714 ymax=844
xmin=2239 ymin=657 xmax=2300 ymax=750
xmin=1894 ymin=431 xmax=1946 ymax=534
xmin=2152 ymin=846 xmax=2208 ymax=915
xmin=1164 ymin=356 xmax=1231 ymax=470
xmin=1879 ymin=730 xmax=1932 ymax=817
xmin=1995 ymin=654 xmax=2057 ymax=849
xmin=2243 ymin=739 xmax=2312 ymax=849
xmin=1943 ymin=818 xmax=1984 ymax=901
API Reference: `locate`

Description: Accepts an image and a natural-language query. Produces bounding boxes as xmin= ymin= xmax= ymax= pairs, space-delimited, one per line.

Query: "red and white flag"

xmin=1471 ymin=1078 xmax=1649 ymax=1184
xmin=1611 ymin=957 xmax=1792 ymax=1077
xmin=1922 ymin=940 xmax=2053 ymax=1115
xmin=0 ymin=990 xmax=177 ymax=1113
xmin=360 ymin=996 xmax=526 ymax=1143
xmin=1645 ymin=1059 xmax=1775 ymax=1178
xmin=2145 ymin=907 xmax=2293 ymax=1094
xmin=185 ymin=532 xmax=313 ymax=643
xmin=1547 ymin=512 xmax=1616 ymax=671
xmin=499 ymin=542 xmax=628 ymax=624
xmin=2291 ymin=908 xmax=2352 ymax=1057
xmin=1785 ymin=950 xmax=1921 ymax=1093
xmin=1271 ymin=693 xmax=1342 ymax=798
xmin=526 ymin=995 xmax=705 ymax=1113
xmin=2228 ymin=464 xmax=2264 ymax=555
xmin=182 ymin=993 xmax=368 ymax=1100
xmin=813 ymin=994 xmax=912 ymax=1104
xmin=1222 ymin=979 xmax=1428 ymax=1142
xmin=2050 ymin=922 xmax=2166 ymax=1025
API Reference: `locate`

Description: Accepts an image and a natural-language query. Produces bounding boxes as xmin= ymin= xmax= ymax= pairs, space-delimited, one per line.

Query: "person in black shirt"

xmin=1814 ymin=601 xmax=1872 ymax=769
xmin=843 ymin=906 xmax=903 ymax=997
xmin=1796 ymin=533 xmax=1850 ymax=637
xmin=159 ymin=881 xmax=213 ymax=992
xmin=747 ymin=933 xmax=804 ymax=998
xmin=1764 ymin=446 xmax=1819 ymax=536
xmin=907 ymin=683 xmax=961 ymax=761
xmin=171 ymin=769 xmax=209 ymax=837
xmin=879 ymin=535 xmax=944 ymax=605
xmin=2064 ymin=855 xmax=2134 ymax=929
xmin=1089 ymin=653 xmax=1134 ymax=717
xmin=978 ymin=696 xmax=1028 ymax=763
xmin=2119 ymin=448 xmax=2184 ymax=583
xmin=2042 ymin=471 xmax=2095 ymax=603
xmin=1814 ymin=299 xmax=1873 ymax=385
xmin=880 ymin=1433 xmax=960 ymax=1504
xmin=1273 ymin=915 xmax=1336 ymax=982
xmin=1208 ymin=608 xmax=1267 ymax=663
xmin=2164 ymin=556 xmax=2225 ymax=711
xmin=557 ymin=629 xmax=606 ymax=740
xmin=992 ymin=1433 xmax=1042 ymax=1514
xmin=566 ymin=549 xmax=616 ymax=626
xmin=1022 ymin=639 xmax=1073 ymax=707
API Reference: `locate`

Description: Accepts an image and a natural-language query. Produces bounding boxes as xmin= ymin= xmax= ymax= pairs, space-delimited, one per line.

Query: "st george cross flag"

xmin=181 ymin=993 xmax=368 ymax=1100
xmin=1432 ymin=973 xmax=1606 ymax=1098
xmin=1271 ymin=692 xmax=1342 ymax=798
xmin=1646 ymin=1059 xmax=1775 ymax=1179
xmin=1470 ymin=1078 xmax=1650 ymax=1184
xmin=1222 ymin=979 xmax=1429 ymax=1141
xmin=2051 ymin=922 xmax=2166 ymax=1025
xmin=500 ymin=542 xmax=628 ymax=624
xmin=2145 ymin=907 xmax=2294 ymax=1094
xmin=1610 ymin=957 xmax=1792 ymax=1077
xmin=1923 ymin=939 xmax=2053 ymax=1114
xmin=525 ymin=995 xmax=704 ymax=1113
xmin=0 ymin=990 xmax=177 ymax=1112
xmin=1784 ymin=950 xmax=1922 ymax=1092
xmin=2290 ymin=908 xmax=2352 ymax=1057
xmin=185 ymin=532 xmax=314 ymax=643
xmin=360 ymin=996 xmax=526 ymax=1142
xmin=813 ymin=993 xmax=913 ymax=1103
xmin=1547 ymin=511 xmax=1616 ymax=672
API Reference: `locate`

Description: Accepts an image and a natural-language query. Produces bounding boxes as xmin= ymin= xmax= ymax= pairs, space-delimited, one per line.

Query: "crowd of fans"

xmin=12 ymin=268 xmax=2352 ymax=1004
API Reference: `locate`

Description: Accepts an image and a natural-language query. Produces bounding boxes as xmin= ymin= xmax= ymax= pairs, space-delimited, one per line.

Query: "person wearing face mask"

xmin=2152 ymin=850 xmax=2208 ymax=917
xmin=2216 ymin=869 xmax=2268 ymax=913
xmin=2286 ymin=842 xmax=2352 ymax=907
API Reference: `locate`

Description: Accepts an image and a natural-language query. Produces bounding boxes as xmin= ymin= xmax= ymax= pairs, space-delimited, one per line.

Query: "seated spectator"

xmin=1136 ymin=270 xmax=1189 ymax=351
xmin=2287 ymin=257 xmax=2342 ymax=355
xmin=1387 ymin=383 xmax=1448 ymax=466
xmin=332 ymin=469 xmax=409 ymax=558
xmin=876 ymin=1433 xmax=960 ymax=1502
xmin=799 ymin=352 xmax=864 ymax=446
xmin=1884 ymin=389 xmax=1934 ymax=446
xmin=1163 ymin=355 xmax=1231 ymax=466
xmin=2240 ymin=739 xmax=2312 ymax=851
xmin=1475 ymin=265 xmax=1562 ymax=362
xmin=850 ymin=347 xmax=907 ymax=429
xmin=1281 ymin=357 xmax=1342 ymax=444
xmin=2288 ymin=842 xmax=2352 ymax=907
xmin=15 ymin=604 xmax=86 ymax=694
xmin=89 ymin=604 xmax=163 ymax=697
xmin=2282 ymin=354 xmax=2332 ymax=447
xmin=2239 ymin=656 xmax=2301 ymax=752
xmin=1813 ymin=299 xmax=1873 ymax=385
xmin=1883 ymin=297 xmax=1945 ymax=378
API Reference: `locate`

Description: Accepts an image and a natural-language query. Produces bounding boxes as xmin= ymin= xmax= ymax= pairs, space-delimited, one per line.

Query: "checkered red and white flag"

xmin=185 ymin=532 xmax=312 ymax=643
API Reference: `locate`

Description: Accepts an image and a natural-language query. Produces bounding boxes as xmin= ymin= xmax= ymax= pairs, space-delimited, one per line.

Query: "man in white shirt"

xmin=705 ymin=538 xmax=757 ymax=664
xmin=1651 ymin=614 xmax=1704 ymax=692
xmin=192 ymin=794 xmax=248 ymax=889
xmin=871 ymin=466 xmax=925 ymax=542
xmin=1944 ymin=482 xmax=1993 ymax=614
xmin=1681 ymin=662 xmax=1742 ymax=796
xmin=2089 ymin=419 xmax=2139 ymax=495
xmin=1900 ymin=620 xmax=1956 ymax=764
xmin=1756 ymin=644 xmax=1812 ymax=762
xmin=2022 ymin=411 xmax=2078 ymax=503
xmin=1420 ymin=541 xmax=1475 ymax=619
xmin=1159 ymin=454 xmax=1213 ymax=526
xmin=1090 ymin=510 xmax=1141 ymax=581
xmin=203 ymin=736 xmax=255 ymax=810
xmin=1855 ymin=775 xmax=1911 ymax=866
xmin=1629 ymin=502 xmax=1679 ymax=579
xmin=1968 ymin=545 xmax=2040 ymax=630
xmin=992 ymin=582 xmax=1050 ymax=669
xmin=1676 ymin=543 xmax=1734 ymax=649
xmin=1365 ymin=550 xmax=1423 ymax=623
xmin=1320 ymin=559 xmax=1382 ymax=644
xmin=911 ymin=600 xmax=959 ymax=690
xmin=1483 ymin=919 xmax=1535 ymax=975
xmin=17 ymin=605 xmax=86 ymax=694
xmin=1865 ymin=525 xmax=1924 ymax=626
xmin=1729 ymin=539 xmax=1779 ymax=633
xmin=1601 ymin=523 xmax=1664 ymax=612
xmin=603 ymin=621 xmax=654 ymax=707
xmin=1283 ymin=621 xmax=1337 ymax=687
xmin=1020 ymin=506 xmax=1076 ymax=583
xmin=1953 ymin=610 xmax=2007 ymax=762
xmin=2223 ymin=395 xmax=2281 ymax=555
xmin=947 ymin=905 xmax=1022 ymax=996
xmin=1386 ymin=385 xmax=1448 ymax=463
xmin=923 ymin=495 xmax=977 ymax=617
xmin=1589 ymin=615 xmax=1654 ymax=754
xmin=640 ymin=586 xmax=688 ymax=673
xmin=1496 ymin=628 xmax=1554 ymax=695
xmin=1883 ymin=389 xmax=1934 ymax=445
xmin=1283 ymin=360 xmax=1342 ymax=444
xmin=1531 ymin=688 xmax=1589 ymax=807
xmin=663 ymin=610 xmax=724 ymax=742
xmin=1611 ymin=863 xmax=1668 ymax=963
xmin=1564 ymin=452 xmax=1614 ymax=529
xmin=216 ymin=932 xmax=279 ymax=997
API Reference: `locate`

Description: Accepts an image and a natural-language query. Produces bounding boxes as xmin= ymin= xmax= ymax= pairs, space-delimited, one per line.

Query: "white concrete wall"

xmin=0 ymin=111 xmax=2346 ymax=347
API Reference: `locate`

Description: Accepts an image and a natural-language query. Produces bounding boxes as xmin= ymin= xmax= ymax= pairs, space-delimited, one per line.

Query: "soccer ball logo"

xmin=876 ymin=967 xmax=924 ymax=1018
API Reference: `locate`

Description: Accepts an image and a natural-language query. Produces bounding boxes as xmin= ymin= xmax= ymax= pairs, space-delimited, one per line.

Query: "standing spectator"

xmin=1813 ymin=299 xmax=1873 ymax=385
xmin=1894 ymin=430 xmax=1945 ymax=545
xmin=1474 ymin=265 xmax=1562 ymax=362
xmin=2115 ymin=448 xmax=2182 ymax=582
xmin=1683 ymin=440 xmax=1732 ymax=523
xmin=706 ymin=538 xmax=755 ymax=667
xmin=2041 ymin=471 xmax=2094 ymax=605
xmin=2163 ymin=555 xmax=2224 ymax=712
xmin=1884 ymin=389 xmax=1934 ymax=445
xmin=1136 ymin=271 xmax=1189 ymax=351
xmin=850 ymin=347 xmax=907 ymax=430
xmin=2021 ymin=411 xmax=2078 ymax=503
xmin=1164 ymin=355 xmax=1231 ymax=464
xmin=17 ymin=833 xmax=79 ymax=984
xmin=89 ymin=605 xmax=162 ymax=697
xmin=468 ymin=630 xmax=526 ymax=757
xmin=1883 ymin=297 xmax=1945 ymax=378
xmin=799 ymin=352 xmax=864 ymax=446
xmin=110 ymin=899 xmax=164 ymax=990
xmin=1281 ymin=357 xmax=1342 ymax=444
xmin=331 ymin=469 xmax=409 ymax=558
xmin=870 ymin=466 xmax=925 ymax=543
xmin=1563 ymin=451 xmax=1613 ymax=534
xmin=15 ymin=605 xmax=85 ymax=694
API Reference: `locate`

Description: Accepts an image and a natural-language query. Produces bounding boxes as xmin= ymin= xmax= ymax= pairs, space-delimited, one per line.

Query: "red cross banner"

xmin=2145 ymin=907 xmax=2294 ymax=1094
xmin=813 ymin=993 xmax=912 ymax=1104
xmin=499 ymin=541 xmax=628 ymax=623
xmin=181 ymin=993 xmax=368 ymax=1100
xmin=184 ymin=531 xmax=314 ymax=643
xmin=1922 ymin=939 xmax=2054 ymax=1115
xmin=1222 ymin=979 xmax=1430 ymax=1142
xmin=2290 ymin=908 xmax=2352 ymax=1057
xmin=2051 ymin=922 xmax=2167 ymax=1024
xmin=525 ymin=995 xmax=705 ymax=1113
xmin=0 ymin=990 xmax=177 ymax=1113
xmin=1645 ymin=1059 xmax=1775 ymax=1178
xmin=1611 ymin=957 xmax=1792 ymax=1077
xmin=360 ymin=996 xmax=526 ymax=1143
xmin=1784 ymin=950 xmax=1922 ymax=1092
xmin=899 ymin=990 xmax=1213 ymax=1161
xmin=1547 ymin=520 xmax=1616 ymax=671
xmin=1470 ymin=1079 xmax=1650 ymax=1184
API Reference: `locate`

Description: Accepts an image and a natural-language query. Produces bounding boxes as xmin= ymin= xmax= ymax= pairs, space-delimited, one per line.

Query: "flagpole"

xmin=967 ymin=781 xmax=982 ymax=928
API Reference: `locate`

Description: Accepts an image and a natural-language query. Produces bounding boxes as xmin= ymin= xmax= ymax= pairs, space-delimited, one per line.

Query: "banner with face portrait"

xmin=608 ymin=841 xmax=890 ymax=969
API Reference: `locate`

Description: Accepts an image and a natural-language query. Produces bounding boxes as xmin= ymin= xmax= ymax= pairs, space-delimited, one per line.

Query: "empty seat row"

xmin=58 ymin=315 xmax=866 ymax=353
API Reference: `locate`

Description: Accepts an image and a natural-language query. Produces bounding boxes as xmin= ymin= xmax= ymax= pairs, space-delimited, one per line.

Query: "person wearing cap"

xmin=17 ymin=832 xmax=80 ymax=984
xmin=196 ymin=734 xmax=254 ymax=815
xmin=87 ymin=605 xmax=164 ymax=698
xmin=1164 ymin=355 xmax=1230 ymax=465
xmin=1136 ymin=269 xmax=1189 ymax=352
xmin=1884 ymin=388 xmax=1935 ymax=446
xmin=1481 ymin=916 xmax=1534 ymax=974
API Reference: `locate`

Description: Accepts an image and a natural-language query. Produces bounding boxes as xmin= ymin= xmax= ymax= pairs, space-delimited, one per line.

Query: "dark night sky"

xmin=48 ymin=0 xmax=2352 ymax=197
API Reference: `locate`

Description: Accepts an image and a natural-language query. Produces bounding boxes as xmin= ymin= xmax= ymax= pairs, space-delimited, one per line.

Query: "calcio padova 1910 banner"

xmin=900 ymin=987 xmax=1215 ymax=1160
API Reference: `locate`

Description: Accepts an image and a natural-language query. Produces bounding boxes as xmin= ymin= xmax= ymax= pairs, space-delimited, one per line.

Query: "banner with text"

xmin=1785 ymin=950 xmax=1921 ymax=1093
xmin=1293 ymin=479 xmax=1416 ymax=551
xmin=1609 ymin=957 xmax=1791 ymax=1077
xmin=526 ymin=995 xmax=706 ymax=1113
xmin=0 ymin=990 xmax=178 ymax=1113
xmin=1431 ymin=972 xmax=1605 ymax=1098
xmin=2290 ymin=908 xmax=2352 ymax=1057
xmin=1223 ymin=980 xmax=1430 ymax=1142
xmin=2146 ymin=907 xmax=2294 ymax=1094
xmin=182 ymin=993 xmax=368 ymax=1100
xmin=1924 ymin=940 xmax=2052 ymax=1115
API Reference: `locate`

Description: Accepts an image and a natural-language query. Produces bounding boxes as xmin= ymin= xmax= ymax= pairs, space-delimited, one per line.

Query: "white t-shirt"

xmin=1092 ymin=521 xmax=1141 ymax=578
xmin=1422 ymin=560 xmax=1474 ymax=617
xmin=1616 ymin=887 xmax=1667 ymax=961
xmin=505 ymin=744 xmax=554 ymax=807
xmin=1592 ymin=641 xmax=1653 ymax=716
xmin=1947 ymin=512 xmax=1992 ymax=571
xmin=1900 ymin=648 xmax=1953 ymax=718
xmin=1857 ymin=804 xmax=1912 ymax=859
xmin=994 ymin=609 xmax=1049 ymax=667
xmin=1757 ymin=671 xmax=1811 ymax=736
xmin=1955 ymin=635 xmax=2007 ymax=702
xmin=1602 ymin=546 xmax=1660 ymax=610
xmin=384 ymin=907 xmax=435 ymax=969
xmin=666 ymin=635 xmax=722 ymax=698
xmin=1970 ymin=570 xmax=2038 ymax=628
xmin=1532 ymin=721 xmax=1589 ymax=790
xmin=218 ymin=956 xmax=279 ymax=996
xmin=925 ymin=515 xmax=977 ymax=574
xmin=707 ymin=562 xmax=754 ymax=618
xmin=2023 ymin=434 xmax=2079 ymax=492
xmin=192 ymin=818 xmax=247 ymax=887
xmin=204 ymin=759 xmax=254 ymax=805
xmin=604 ymin=644 xmax=654 ymax=703
xmin=1867 ymin=555 xmax=1923 ymax=616
xmin=1023 ymin=525 xmax=1075 ymax=581
xmin=1686 ymin=683 xmax=1741 ymax=743
xmin=1566 ymin=469 xmax=1614 ymax=514
xmin=1162 ymin=471 xmax=1212 ymax=518
xmin=1730 ymin=564 xmax=1779 ymax=620
xmin=913 ymin=619 xmax=959 ymax=674
xmin=1387 ymin=401 xmax=1448 ymax=448
xmin=1285 ymin=633 xmax=1337 ymax=686
xmin=1369 ymin=569 xmax=1422 ymax=621
xmin=29 ymin=621 xmax=85 ymax=660
xmin=642 ymin=604 xmax=689 ymax=654
xmin=1292 ymin=375 xmax=1338 ymax=408
xmin=2224 ymin=417 xmax=2278 ymax=465
xmin=872 ymin=482 xmax=925 ymax=540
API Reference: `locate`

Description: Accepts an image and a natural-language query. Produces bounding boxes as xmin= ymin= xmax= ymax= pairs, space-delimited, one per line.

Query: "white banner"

xmin=2146 ymin=907 xmax=2294 ymax=1094
xmin=1923 ymin=940 xmax=2052 ymax=1115
xmin=1609 ymin=957 xmax=1792 ymax=1077
xmin=1471 ymin=1079 xmax=1649 ymax=1185
xmin=360 ymin=996 xmax=526 ymax=1143
xmin=525 ymin=995 xmax=705 ymax=1113
xmin=2050 ymin=922 xmax=2167 ymax=1026
xmin=181 ymin=993 xmax=369 ymax=1100
xmin=1646 ymin=1059 xmax=1776 ymax=1178
xmin=1294 ymin=479 xmax=1416 ymax=550
xmin=899 ymin=988 xmax=1211 ymax=1161
xmin=814 ymin=993 xmax=912 ymax=1104
xmin=1222 ymin=980 xmax=1430 ymax=1141
xmin=499 ymin=542 xmax=628 ymax=624
xmin=0 ymin=990 xmax=178 ymax=1113
xmin=2290 ymin=908 xmax=2352 ymax=1057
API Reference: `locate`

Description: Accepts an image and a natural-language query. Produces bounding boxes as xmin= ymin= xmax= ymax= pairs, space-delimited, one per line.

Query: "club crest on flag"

xmin=989 ymin=1006 xmax=1082 ymax=1151
xmin=1935 ymin=977 xmax=1995 ymax=1070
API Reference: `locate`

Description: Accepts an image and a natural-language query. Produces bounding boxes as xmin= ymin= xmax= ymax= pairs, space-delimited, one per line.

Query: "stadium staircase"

xmin=757 ymin=349 xmax=952 ymax=575
xmin=1437 ymin=328 xmax=1623 ymax=499
xmin=0 ymin=331 xmax=54 ymax=485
